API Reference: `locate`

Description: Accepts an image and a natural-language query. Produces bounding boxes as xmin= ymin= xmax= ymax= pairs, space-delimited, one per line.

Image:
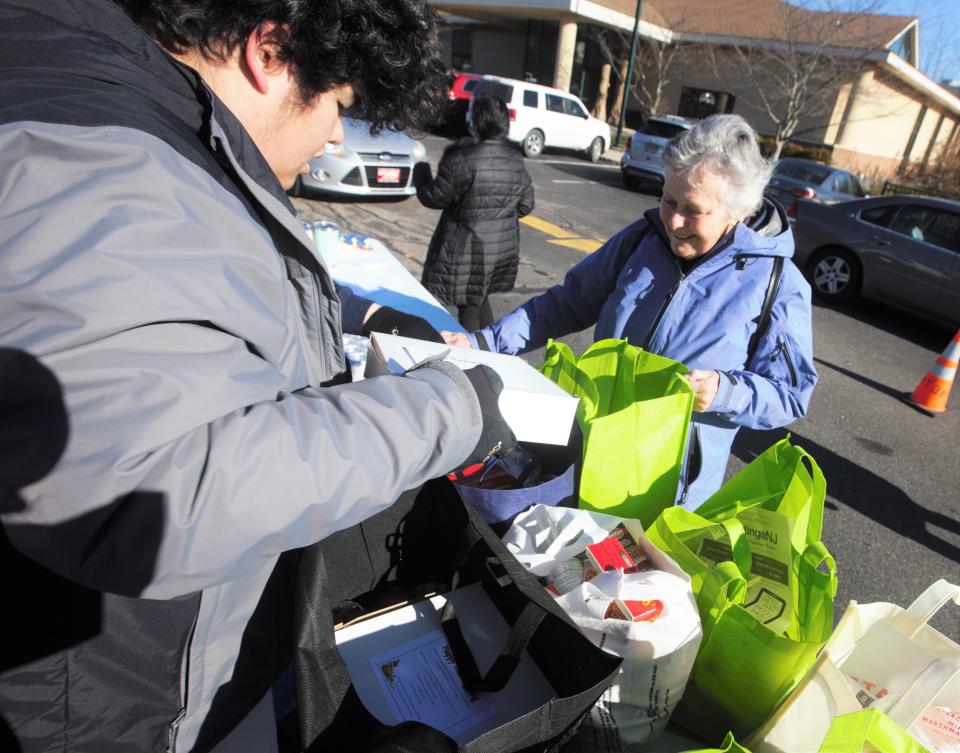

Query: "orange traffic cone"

xmin=908 ymin=330 xmax=960 ymax=415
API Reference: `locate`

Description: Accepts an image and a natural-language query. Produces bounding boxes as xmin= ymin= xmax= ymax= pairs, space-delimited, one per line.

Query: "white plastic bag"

xmin=503 ymin=505 xmax=702 ymax=751
xmin=748 ymin=579 xmax=960 ymax=753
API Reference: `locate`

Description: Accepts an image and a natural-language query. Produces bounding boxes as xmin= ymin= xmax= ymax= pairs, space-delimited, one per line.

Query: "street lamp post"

xmin=615 ymin=0 xmax=644 ymax=147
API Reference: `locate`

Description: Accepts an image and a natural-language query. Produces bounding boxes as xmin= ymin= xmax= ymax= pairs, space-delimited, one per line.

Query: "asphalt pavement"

xmin=295 ymin=132 xmax=960 ymax=641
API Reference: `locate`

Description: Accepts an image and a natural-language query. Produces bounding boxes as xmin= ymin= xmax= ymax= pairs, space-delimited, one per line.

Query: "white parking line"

xmin=537 ymin=160 xmax=621 ymax=169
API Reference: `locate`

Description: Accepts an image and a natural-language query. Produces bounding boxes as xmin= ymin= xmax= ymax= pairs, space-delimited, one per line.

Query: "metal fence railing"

xmin=881 ymin=180 xmax=960 ymax=202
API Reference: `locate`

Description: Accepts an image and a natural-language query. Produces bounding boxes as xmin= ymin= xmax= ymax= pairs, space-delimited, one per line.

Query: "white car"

xmin=470 ymin=75 xmax=610 ymax=161
xmin=289 ymin=118 xmax=427 ymax=198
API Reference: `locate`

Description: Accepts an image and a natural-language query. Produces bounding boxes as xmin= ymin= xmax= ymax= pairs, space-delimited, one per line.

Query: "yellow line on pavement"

xmin=521 ymin=215 xmax=603 ymax=254
xmin=549 ymin=238 xmax=604 ymax=253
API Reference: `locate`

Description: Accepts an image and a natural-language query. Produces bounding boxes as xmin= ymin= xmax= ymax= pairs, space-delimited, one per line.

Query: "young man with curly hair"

xmin=0 ymin=2 xmax=514 ymax=751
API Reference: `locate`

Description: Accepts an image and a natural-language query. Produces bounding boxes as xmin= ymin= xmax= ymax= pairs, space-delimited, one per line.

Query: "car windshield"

xmin=638 ymin=120 xmax=688 ymax=139
xmin=774 ymin=161 xmax=831 ymax=184
xmin=473 ymin=81 xmax=514 ymax=102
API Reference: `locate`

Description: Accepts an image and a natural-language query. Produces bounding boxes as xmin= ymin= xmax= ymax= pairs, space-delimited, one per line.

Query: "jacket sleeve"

xmin=474 ymin=219 xmax=649 ymax=354
xmin=0 ymin=125 xmax=481 ymax=600
xmin=518 ymin=166 xmax=534 ymax=218
xmin=708 ymin=263 xmax=818 ymax=429
xmin=335 ymin=282 xmax=374 ymax=334
xmin=416 ymin=148 xmax=464 ymax=210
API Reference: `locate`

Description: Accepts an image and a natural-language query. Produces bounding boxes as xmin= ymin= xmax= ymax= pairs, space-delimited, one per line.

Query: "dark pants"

xmin=457 ymin=297 xmax=493 ymax=331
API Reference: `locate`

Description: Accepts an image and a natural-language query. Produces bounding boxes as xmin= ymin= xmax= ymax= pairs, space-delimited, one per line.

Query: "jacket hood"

xmin=643 ymin=197 xmax=794 ymax=261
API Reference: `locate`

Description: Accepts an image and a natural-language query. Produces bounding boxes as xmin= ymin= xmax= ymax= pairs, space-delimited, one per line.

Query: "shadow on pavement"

xmin=811 ymin=298 xmax=956 ymax=351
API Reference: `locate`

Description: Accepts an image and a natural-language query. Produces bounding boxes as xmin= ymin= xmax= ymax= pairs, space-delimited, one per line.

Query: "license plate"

xmin=376 ymin=167 xmax=401 ymax=184
xmin=644 ymin=142 xmax=659 ymax=153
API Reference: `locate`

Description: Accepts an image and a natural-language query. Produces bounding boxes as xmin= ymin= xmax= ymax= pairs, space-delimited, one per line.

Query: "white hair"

xmin=663 ymin=114 xmax=772 ymax=220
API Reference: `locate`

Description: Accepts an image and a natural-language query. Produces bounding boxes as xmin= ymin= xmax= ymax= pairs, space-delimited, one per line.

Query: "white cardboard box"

xmin=335 ymin=582 xmax=556 ymax=744
xmin=364 ymin=332 xmax=579 ymax=445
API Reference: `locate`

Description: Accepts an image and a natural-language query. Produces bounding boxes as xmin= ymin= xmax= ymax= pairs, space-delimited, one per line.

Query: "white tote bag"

xmin=503 ymin=504 xmax=702 ymax=752
xmin=748 ymin=579 xmax=960 ymax=753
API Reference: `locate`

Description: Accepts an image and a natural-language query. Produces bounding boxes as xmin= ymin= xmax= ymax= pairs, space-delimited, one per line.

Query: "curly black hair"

xmin=116 ymin=0 xmax=449 ymax=133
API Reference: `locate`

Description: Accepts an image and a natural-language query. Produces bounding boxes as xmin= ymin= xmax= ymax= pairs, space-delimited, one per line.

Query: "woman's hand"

xmin=441 ymin=331 xmax=472 ymax=348
xmin=685 ymin=369 xmax=720 ymax=412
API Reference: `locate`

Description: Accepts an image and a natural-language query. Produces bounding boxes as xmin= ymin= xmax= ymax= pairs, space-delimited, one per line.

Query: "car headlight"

xmin=324 ymin=142 xmax=349 ymax=158
xmin=412 ymin=141 xmax=427 ymax=162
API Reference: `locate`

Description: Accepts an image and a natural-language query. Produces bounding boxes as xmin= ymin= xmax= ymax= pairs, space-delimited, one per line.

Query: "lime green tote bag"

xmin=539 ymin=338 xmax=694 ymax=528
xmin=818 ymin=710 xmax=932 ymax=753
xmin=679 ymin=710 xmax=930 ymax=753
xmin=646 ymin=438 xmax=838 ymax=743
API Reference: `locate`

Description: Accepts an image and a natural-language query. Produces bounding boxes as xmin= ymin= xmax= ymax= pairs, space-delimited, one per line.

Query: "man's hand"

xmin=454 ymin=365 xmax=517 ymax=472
xmin=361 ymin=305 xmax=444 ymax=343
xmin=685 ymin=369 xmax=720 ymax=412
xmin=441 ymin=331 xmax=472 ymax=348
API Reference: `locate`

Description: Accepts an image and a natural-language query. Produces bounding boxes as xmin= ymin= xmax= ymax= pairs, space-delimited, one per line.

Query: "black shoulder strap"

xmin=617 ymin=221 xmax=653 ymax=275
xmin=747 ymin=256 xmax=784 ymax=362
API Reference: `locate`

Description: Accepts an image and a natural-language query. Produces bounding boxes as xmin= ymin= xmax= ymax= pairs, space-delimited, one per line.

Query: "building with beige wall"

xmin=430 ymin=0 xmax=960 ymax=180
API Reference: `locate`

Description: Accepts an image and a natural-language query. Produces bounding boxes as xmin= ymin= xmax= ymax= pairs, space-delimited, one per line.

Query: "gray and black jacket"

xmin=0 ymin=1 xmax=480 ymax=751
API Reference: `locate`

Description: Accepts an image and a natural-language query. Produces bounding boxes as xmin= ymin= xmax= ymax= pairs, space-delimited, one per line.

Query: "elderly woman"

xmin=444 ymin=114 xmax=817 ymax=508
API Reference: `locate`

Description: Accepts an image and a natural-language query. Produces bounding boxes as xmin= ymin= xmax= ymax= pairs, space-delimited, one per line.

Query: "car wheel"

xmin=587 ymin=137 xmax=604 ymax=163
xmin=807 ymin=246 xmax=862 ymax=303
xmin=287 ymin=175 xmax=303 ymax=198
xmin=523 ymin=129 xmax=545 ymax=158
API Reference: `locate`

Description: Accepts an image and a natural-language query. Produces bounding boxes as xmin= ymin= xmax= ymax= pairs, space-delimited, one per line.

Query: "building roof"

xmin=599 ymin=0 xmax=916 ymax=52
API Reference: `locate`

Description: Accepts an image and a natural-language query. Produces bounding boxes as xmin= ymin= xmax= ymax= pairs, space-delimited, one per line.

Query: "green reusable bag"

xmin=677 ymin=710 xmax=929 ymax=753
xmin=681 ymin=731 xmax=755 ymax=753
xmin=539 ymin=338 xmax=694 ymax=528
xmin=646 ymin=438 xmax=838 ymax=744
xmin=818 ymin=710 xmax=931 ymax=753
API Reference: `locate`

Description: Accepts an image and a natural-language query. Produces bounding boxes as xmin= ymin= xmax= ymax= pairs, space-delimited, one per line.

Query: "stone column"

xmin=553 ymin=19 xmax=578 ymax=92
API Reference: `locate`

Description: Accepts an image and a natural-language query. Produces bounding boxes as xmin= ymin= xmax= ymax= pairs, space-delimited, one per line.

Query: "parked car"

xmin=765 ymin=158 xmax=867 ymax=218
xmin=469 ymin=75 xmax=610 ymax=161
xmin=620 ymin=115 xmax=696 ymax=190
xmin=792 ymin=195 xmax=960 ymax=326
xmin=289 ymin=118 xmax=427 ymax=198
xmin=439 ymin=70 xmax=482 ymax=135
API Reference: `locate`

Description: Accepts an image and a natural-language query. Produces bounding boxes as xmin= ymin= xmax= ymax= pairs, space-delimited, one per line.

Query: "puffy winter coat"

xmin=0 ymin=2 xmax=480 ymax=751
xmin=418 ymin=137 xmax=534 ymax=306
xmin=472 ymin=202 xmax=818 ymax=507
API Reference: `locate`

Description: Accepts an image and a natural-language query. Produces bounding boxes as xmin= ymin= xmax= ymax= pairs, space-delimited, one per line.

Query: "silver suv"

xmin=620 ymin=115 xmax=696 ymax=190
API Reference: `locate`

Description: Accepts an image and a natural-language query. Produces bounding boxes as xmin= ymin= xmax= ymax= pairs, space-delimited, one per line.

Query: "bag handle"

xmin=894 ymin=579 xmax=960 ymax=637
xmin=792 ymin=445 xmax=827 ymax=542
xmin=697 ymin=561 xmax=748 ymax=637
xmin=817 ymin=709 xmax=932 ymax=753
xmin=440 ymin=598 xmax=546 ymax=693
xmin=652 ymin=507 xmax=752 ymax=582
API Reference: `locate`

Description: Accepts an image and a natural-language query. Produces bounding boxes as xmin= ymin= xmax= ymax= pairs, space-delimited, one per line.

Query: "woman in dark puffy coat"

xmin=418 ymin=94 xmax=535 ymax=330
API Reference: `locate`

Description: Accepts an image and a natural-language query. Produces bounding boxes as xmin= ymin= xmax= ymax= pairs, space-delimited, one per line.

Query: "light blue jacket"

xmin=472 ymin=202 xmax=818 ymax=508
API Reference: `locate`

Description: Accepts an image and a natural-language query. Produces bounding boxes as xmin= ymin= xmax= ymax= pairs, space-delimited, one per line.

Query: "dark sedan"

xmin=792 ymin=195 xmax=960 ymax=327
xmin=765 ymin=158 xmax=867 ymax=218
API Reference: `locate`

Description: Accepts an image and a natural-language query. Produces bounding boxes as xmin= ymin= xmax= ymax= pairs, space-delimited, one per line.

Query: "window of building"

xmin=451 ymin=29 xmax=472 ymax=72
xmin=678 ymin=87 xmax=736 ymax=120
xmin=889 ymin=29 xmax=916 ymax=66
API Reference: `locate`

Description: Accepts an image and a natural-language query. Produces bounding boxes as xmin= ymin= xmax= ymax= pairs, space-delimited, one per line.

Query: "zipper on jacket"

xmin=642 ymin=263 xmax=685 ymax=350
xmin=678 ymin=424 xmax=702 ymax=505
xmin=773 ymin=338 xmax=799 ymax=388
xmin=167 ymin=602 xmax=201 ymax=753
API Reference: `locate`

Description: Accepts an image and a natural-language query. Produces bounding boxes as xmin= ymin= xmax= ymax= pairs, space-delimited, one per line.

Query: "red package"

xmin=604 ymin=599 xmax=664 ymax=623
